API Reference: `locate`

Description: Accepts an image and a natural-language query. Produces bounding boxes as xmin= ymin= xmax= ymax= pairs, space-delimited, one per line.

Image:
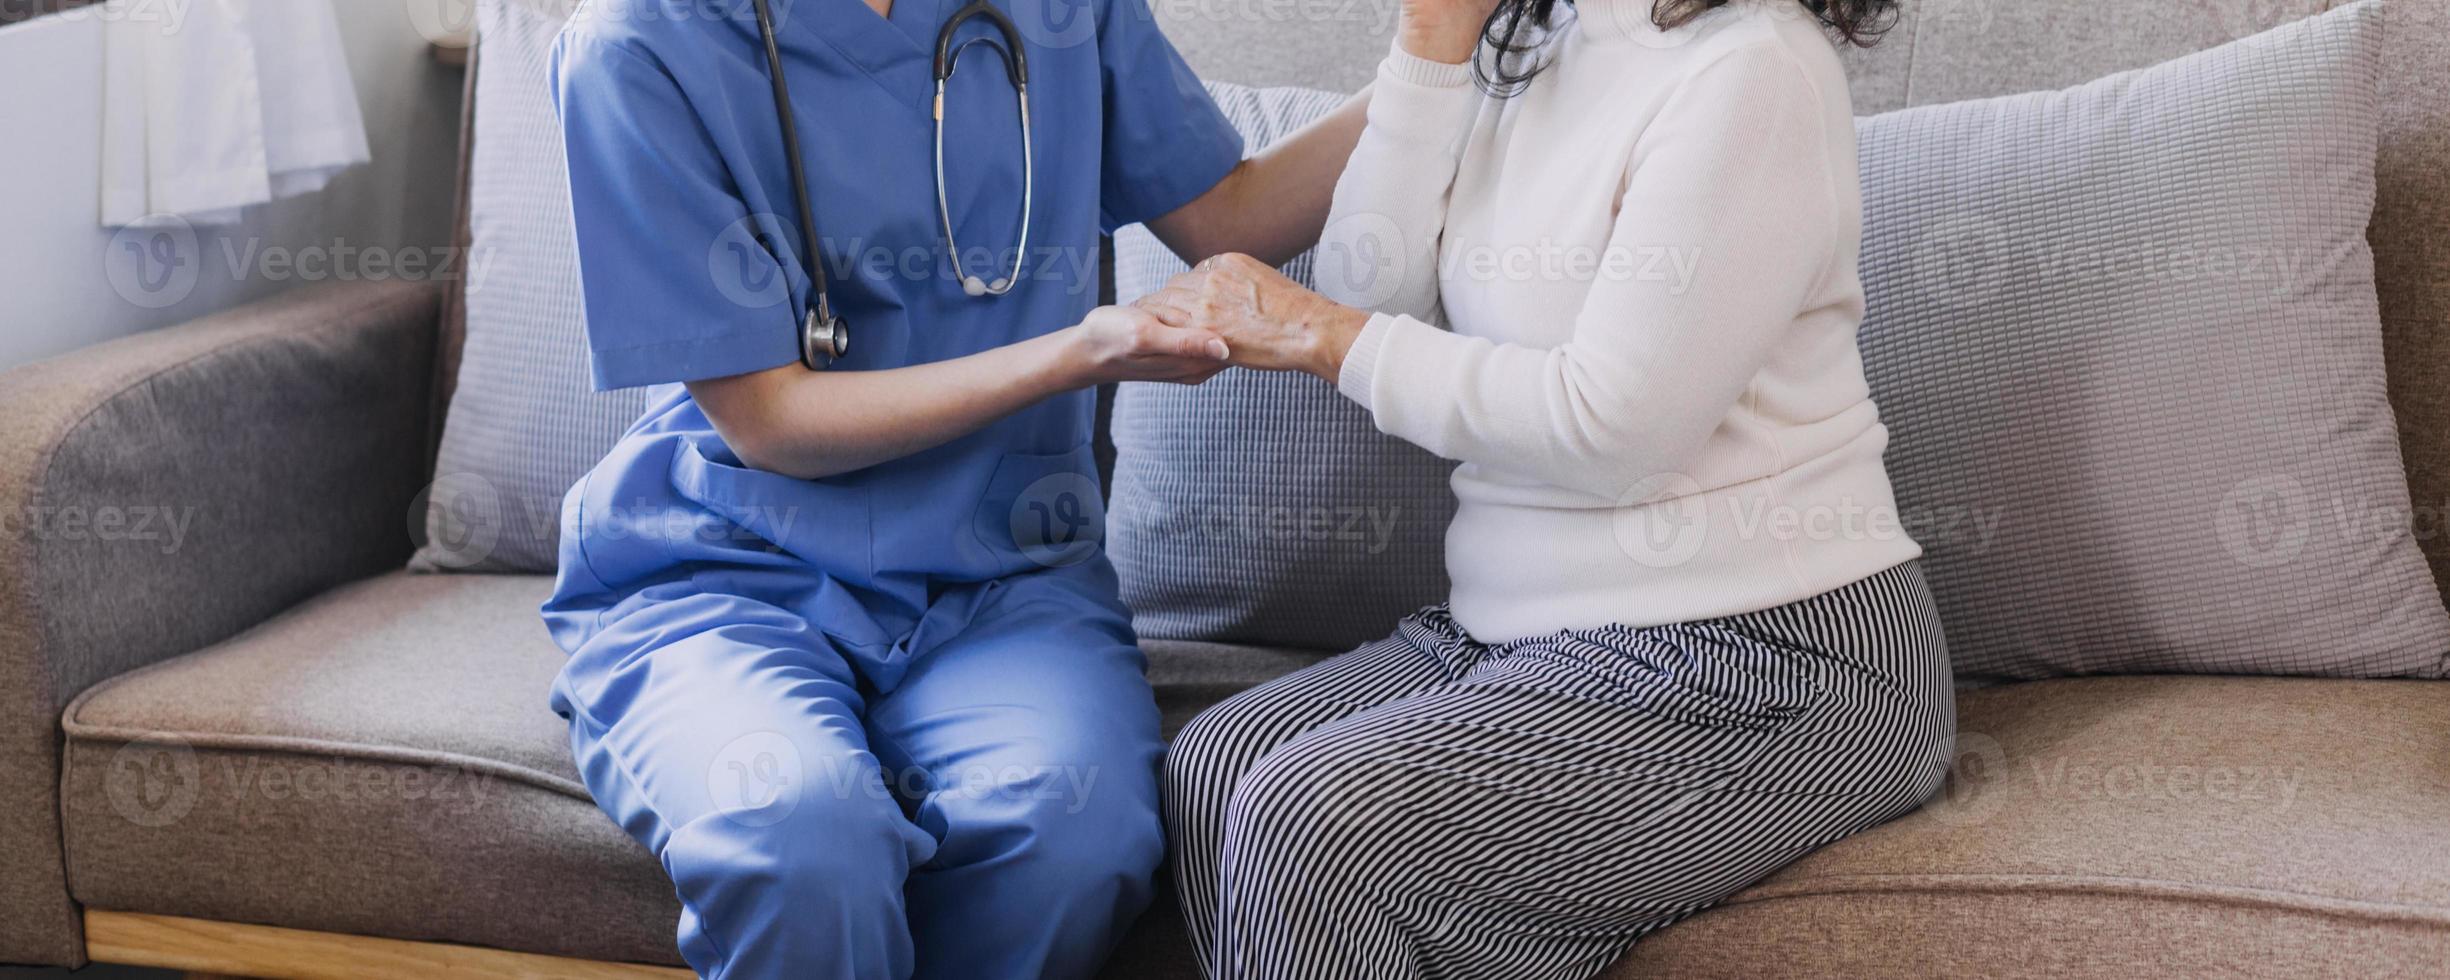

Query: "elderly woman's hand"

xmin=1133 ymin=254 xmax=1371 ymax=383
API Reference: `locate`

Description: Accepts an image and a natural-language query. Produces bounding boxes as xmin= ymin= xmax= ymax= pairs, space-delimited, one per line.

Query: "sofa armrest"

xmin=0 ymin=279 xmax=441 ymax=967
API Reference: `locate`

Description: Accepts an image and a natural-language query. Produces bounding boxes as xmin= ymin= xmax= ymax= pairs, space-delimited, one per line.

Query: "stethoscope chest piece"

xmin=801 ymin=305 xmax=850 ymax=370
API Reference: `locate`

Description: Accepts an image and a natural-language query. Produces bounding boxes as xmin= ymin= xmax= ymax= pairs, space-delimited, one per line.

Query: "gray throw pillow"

xmin=416 ymin=0 xmax=648 ymax=572
xmin=1109 ymin=84 xmax=1457 ymax=652
xmin=1856 ymin=0 xmax=2450 ymax=680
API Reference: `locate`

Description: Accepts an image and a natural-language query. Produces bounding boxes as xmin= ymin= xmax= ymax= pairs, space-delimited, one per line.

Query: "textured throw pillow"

xmin=415 ymin=0 xmax=649 ymax=573
xmin=1109 ymin=84 xmax=1457 ymax=653
xmin=1856 ymin=0 xmax=2449 ymax=680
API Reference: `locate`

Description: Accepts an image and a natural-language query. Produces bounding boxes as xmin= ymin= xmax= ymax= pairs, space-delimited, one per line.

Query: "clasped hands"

xmin=1066 ymin=254 xmax=1369 ymax=389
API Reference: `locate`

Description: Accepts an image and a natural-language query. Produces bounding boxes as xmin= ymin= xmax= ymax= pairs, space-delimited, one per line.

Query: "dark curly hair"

xmin=1475 ymin=0 xmax=1900 ymax=95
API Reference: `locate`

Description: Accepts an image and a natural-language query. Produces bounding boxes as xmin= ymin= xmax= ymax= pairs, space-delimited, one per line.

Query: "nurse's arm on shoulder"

xmin=1142 ymin=90 xmax=1373 ymax=268
xmin=686 ymin=306 xmax=1230 ymax=481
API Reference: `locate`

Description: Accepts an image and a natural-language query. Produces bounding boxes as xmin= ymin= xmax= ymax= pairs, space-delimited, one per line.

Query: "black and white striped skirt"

xmin=1163 ymin=560 xmax=1957 ymax=980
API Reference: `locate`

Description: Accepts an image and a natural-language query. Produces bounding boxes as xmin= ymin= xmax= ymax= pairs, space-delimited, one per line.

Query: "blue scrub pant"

xmin=550 ymin=568 xmax=1165 ymax=980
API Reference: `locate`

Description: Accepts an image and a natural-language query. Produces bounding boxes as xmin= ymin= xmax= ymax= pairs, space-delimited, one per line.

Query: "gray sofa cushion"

xmin=1109 ymin=84 xmax=1458 ymax=653
xmin=417 ymin=0 xmax=647 ymax=573
xmin=1854 ymin=1 xmax=2449 ymax=681
xmin=56 ymin=572 xmax=1324 ymax=972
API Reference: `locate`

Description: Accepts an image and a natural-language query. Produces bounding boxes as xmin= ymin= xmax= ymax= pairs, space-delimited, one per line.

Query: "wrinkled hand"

xmin=1062 ymin=305 xmax=1232 ymax=387
xmin=1133 ymin=254 xmax=1369 ymax=383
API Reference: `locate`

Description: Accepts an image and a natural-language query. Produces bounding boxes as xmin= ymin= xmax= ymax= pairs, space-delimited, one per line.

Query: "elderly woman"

xmin=1138 ymin=0 xmax=1956 ymax=975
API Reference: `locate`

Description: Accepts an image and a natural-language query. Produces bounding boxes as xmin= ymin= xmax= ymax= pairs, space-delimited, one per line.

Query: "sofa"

xmin=5 ymin=0 xmax=2447 ymax=977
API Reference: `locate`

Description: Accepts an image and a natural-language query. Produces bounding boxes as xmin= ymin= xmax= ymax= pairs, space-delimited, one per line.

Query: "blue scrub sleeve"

xmin=553 ymin=37 xmax=804 ymax=391
xmin=1094 ymin=0 xmax=1246 ymax=233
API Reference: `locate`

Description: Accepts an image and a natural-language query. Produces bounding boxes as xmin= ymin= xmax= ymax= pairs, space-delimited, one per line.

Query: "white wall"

xmin=0 ymin=1 xmax=466 ymax=370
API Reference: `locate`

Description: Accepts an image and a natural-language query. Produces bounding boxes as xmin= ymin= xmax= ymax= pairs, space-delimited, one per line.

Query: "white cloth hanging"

xmin=101 ymin=0 xmax=371 ymax=228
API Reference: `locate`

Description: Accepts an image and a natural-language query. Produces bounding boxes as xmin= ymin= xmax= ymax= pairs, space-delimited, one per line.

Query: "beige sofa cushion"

xmin=53 ymin=572 xmax=1320 ymax=972
xmin=1618 ymin=675 xmax=2450 ymax=978
xmin=55 ymin=571 xmax=2449 ymax=976
xmin=58 ymin=574 xmax=680 ymax=965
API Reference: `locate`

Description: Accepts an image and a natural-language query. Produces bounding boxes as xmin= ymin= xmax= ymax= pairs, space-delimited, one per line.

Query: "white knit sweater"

xmin=1318 ymin=0 xmax=1920 ymax=642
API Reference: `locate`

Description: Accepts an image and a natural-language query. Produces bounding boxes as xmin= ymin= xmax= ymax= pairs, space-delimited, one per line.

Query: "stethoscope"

xmin=749 ymin=0 xmax=1035 ymax=370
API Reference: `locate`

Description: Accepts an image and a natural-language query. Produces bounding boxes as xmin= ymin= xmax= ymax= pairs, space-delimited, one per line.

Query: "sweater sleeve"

xmin=1311 ymin=43 xmax=1481 ymax=323
xmin=1336 ymin=43 xmax=1845 ymax=502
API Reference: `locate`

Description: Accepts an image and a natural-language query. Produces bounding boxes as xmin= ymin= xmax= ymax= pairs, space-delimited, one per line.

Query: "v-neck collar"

xmin=786 ymin=0 xmax=943 ymax=116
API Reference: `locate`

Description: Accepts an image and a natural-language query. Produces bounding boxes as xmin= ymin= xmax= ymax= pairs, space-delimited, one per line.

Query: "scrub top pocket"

xmin=972 ymin=442 xmax=1108 ymax=574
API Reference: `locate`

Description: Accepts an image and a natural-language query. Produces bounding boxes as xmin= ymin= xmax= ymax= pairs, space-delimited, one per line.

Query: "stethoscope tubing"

xmin=748 ymin=0 xmax=849 ymax=368
xmin=934 ymin=66 xmax=1034 ymax=298
xmin=750 ymin=0 xmax=1036 ymax=369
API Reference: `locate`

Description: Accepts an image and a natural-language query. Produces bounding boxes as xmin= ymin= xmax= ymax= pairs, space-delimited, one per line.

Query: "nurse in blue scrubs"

xmin=539 ymin=0 xmax=1366 ymax=977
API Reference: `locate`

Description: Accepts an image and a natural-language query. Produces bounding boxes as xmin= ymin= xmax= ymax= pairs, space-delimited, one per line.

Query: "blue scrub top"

xmin=546 ymin=0 xmax=1243 ymax=644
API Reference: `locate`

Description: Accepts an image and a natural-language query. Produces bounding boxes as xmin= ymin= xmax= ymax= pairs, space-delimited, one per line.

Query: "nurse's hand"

xmin=1134 ymin=254 xmax=1371 ymax=384
xmin=1060 ymin=305 xmax=1235 ymax=387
